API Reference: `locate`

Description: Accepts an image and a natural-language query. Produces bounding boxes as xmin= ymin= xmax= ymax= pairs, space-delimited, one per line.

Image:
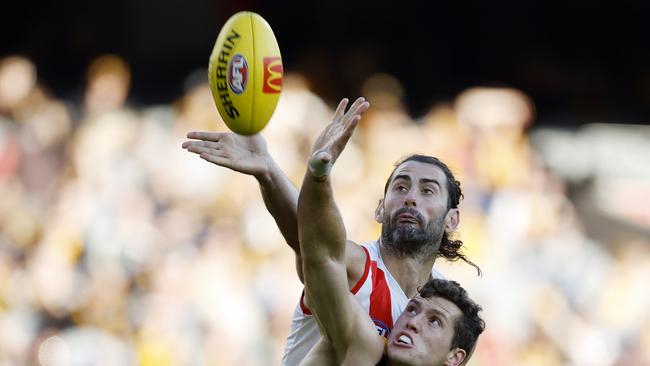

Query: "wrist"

xmin=308 ymin=151 xmax=333 ymax=182
xmin=255 ymin=156 xmax=278 ymax=185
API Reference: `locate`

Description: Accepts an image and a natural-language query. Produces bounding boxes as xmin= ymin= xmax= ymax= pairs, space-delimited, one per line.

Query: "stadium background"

xmin=1 ymin=1 xmax=649 ymax=365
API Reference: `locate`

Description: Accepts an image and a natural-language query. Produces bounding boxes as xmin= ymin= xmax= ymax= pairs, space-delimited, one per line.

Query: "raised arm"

xmin=182 ymin=133 xmax=302 ymax=279
xmin=182 ymin=124 xmax=366 ymax=286
xmin=298 ymin=98 xmax=382 ymax=364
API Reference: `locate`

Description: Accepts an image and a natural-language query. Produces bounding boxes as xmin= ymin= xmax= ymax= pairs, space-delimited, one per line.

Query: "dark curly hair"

xmin=384 ymin=154 xmax=481 ymax=276
xmin=419 ymin=279 xmax=485 ymax=359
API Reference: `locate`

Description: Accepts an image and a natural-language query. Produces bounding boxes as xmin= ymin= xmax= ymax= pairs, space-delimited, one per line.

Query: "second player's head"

xmin=386 ymin=279 xmax=485 ymax=366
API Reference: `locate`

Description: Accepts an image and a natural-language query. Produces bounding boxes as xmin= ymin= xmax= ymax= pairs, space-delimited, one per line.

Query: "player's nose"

xmin=406 ymin=314 xmax=421 ymax=333
xmin=404 ymin=190 xmax=417 ymax=207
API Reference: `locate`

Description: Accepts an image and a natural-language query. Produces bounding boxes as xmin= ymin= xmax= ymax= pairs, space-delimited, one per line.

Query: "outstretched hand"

xmin=182 ymin=132 xmax=271 ymax=177
xmin=309 ymin=97 xmax=370 ymax=179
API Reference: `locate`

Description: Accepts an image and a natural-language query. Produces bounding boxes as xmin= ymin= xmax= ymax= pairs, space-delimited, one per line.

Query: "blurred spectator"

xmin=0 ymin=54 xmax=649 ymax=366
xmin=83 ymin=54 xmax=131 ymax=117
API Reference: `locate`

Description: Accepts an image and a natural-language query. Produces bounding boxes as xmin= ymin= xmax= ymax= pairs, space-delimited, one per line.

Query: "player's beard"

xmin=381 ymin=207 xmax=446 ymax=259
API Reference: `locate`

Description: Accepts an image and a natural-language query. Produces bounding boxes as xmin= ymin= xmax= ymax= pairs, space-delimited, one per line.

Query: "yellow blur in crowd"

xmin=0 ymin=54 xmax=649 ymax=366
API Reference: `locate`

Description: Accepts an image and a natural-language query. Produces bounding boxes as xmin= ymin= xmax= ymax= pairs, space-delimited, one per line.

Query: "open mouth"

xmin=395 ymin=334 xmax=413 ymax=347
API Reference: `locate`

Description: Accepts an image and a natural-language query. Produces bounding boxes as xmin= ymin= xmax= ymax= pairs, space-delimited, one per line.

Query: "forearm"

xmin=293 ymin=97 xmax=375 ymax=359
xmin=256 ymin=158 xmax=300 ymax=253
xmin=298 ymin=174 xmax=347 ymax=263
xmin=298 ymin=173 xmax=354 ymax=350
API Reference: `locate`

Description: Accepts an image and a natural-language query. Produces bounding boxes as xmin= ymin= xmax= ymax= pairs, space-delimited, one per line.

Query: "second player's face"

xmin=387 ymin=296 xmax=465 ymax=366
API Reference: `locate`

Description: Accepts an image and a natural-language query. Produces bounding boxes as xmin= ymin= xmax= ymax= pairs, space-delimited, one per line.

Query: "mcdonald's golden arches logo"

xmin=263 ymin=57 xmax=283 ymax=93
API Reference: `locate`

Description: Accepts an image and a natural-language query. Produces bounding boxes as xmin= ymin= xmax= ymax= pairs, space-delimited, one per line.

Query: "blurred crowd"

xmin=0 ymin=54 xmax=649 ymax=366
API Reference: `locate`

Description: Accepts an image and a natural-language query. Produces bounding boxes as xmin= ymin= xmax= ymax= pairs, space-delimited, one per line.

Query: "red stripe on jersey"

xmin=351 ymin=246 xmax=370 ymax=294
xmin=299 ymin=290 xmax=312 ymax=315
xmin=369 ymin=262 xmax=393 ymax=333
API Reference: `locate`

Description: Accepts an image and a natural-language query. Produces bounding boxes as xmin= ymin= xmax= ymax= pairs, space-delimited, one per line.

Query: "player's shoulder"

xmin=346 ymin=239 xmax=382 ymax=267
xmin=347 ymin=239 xmax=380 ymax=255
xmin=344 ymin=240 xmax=372 ymax=287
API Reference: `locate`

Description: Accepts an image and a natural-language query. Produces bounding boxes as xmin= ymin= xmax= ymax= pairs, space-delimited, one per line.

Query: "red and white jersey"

xmin=281 ymin=240 xmax=445 ymax=366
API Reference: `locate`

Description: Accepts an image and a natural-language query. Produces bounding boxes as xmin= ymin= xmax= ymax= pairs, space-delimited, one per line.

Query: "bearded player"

xmin=182 ymin=97 xmax=481 ymax=364
xmin=297 ymin=99 xmax=484 ymax=365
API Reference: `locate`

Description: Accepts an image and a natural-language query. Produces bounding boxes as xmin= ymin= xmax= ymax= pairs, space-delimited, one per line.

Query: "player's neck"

xmin=379 ymin=243 xmax=437 ymax=298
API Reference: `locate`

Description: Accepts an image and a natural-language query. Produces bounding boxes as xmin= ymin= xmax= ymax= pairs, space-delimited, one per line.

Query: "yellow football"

xmin=208 ymin=11 xmax=283 ymax=135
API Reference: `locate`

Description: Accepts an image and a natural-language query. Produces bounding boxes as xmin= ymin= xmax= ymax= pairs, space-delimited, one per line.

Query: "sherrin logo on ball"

xmin=208 ymin=11 xmax=283 ymax=135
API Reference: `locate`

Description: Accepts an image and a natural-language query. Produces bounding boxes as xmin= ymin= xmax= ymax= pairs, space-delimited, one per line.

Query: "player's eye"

xmin=422 ymin=188 xmax=434 ymax=195
xmin=406 ymin=306 xmax=417 ymax=316
xmin=429 ymin=318 xmax=441 ymax=327
xmin=395 ymin=185 xmax=408 ymax=192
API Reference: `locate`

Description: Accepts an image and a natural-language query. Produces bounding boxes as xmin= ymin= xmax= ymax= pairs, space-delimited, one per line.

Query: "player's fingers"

xmin=198 ymin=140 xmax=224 ymax=150
xmin=183 ymin=141 xmax=211 ymax=150
xmin=345 ymin=97 xmax=366 ymax=119
xmin=189 ymin=144 xmax=233 ymax=157
xmin=333 ymin=98 xmax=349 ymax=121
xmin=182 ymin=142 xmax=199 ymax=152
xmin=329 ymin=114 xmax=360 ymax=152
xmin=186 ymin=131 xmax=224 ymax=142
xmin=341 ymin=115 xmax=361 ymax=140
xmin=185 ymin=145 xmax=213 ymax=155
xmin=184 ymin=141 xmax=224 ymax=152
xmin=356 ymin=101 xmax=370 ymax=115
xmin=344 ymin=102 xmax=369 ymax=128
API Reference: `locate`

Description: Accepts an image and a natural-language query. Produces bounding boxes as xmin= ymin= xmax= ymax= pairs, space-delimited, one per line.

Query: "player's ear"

xmin=444 ymin=208 xmax=459 ymax=233
xmin=374 ymin=199 xmax=384 ymax=223
xmin=444 ymin=347 xmax=466 ymax=366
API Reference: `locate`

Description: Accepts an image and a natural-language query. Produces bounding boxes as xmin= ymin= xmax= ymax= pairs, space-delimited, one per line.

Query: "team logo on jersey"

xmin=263 ymin=57 xmax=283 ymax=93
xmin=373 ymin=319 xmax=391 ymax=338
xmin=228 ymin=54 xmax=248 ymax=95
